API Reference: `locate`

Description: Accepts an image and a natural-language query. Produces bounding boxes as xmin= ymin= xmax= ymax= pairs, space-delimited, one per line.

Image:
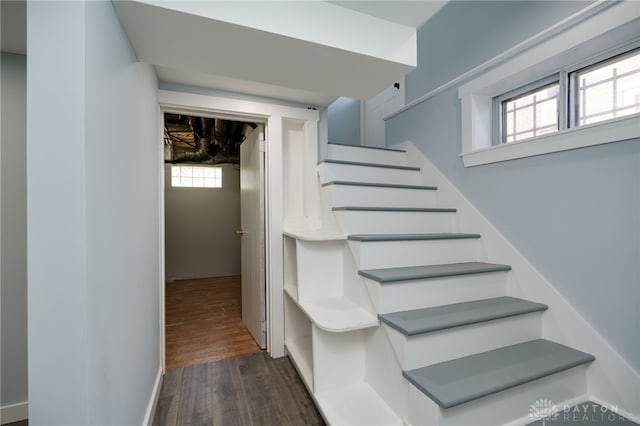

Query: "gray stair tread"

xmin=403 ymin=339 xmax=595 ymax=409
xmin=348 ymin=233 xmax=480 ymax=242
xmin=322 ymin=181 xmax=437 ymax=190
xmin=318 ymin=159 xmax=419 ymax=171
xmin=527 ymin=401 xmax=638 ymax=425
xmin=359 ymin=262 xmax=512 ymax=283
xmin=379 ymin=296 xmax=548 ymax=336
xmin=334 ymin=206 xmax=456 ymax=213
xmin=328 ymin=142 xmax=406 ymax=153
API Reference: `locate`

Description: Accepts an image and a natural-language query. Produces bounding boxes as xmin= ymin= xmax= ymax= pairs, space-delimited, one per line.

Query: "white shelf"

xmin=283 ymin=283 xmax=298 ymax=302
xmin=285 ymin=288 xmax=378 ymax=332
xmin=315 ymin=382 xmax=403 ymax=426
xmin=284 ymin=229 xmax=347 ymax=241
xmin=300 ymin=297 xmax=379 ymax=332
xmin=285 ymin=335 xmax=313 ymax=390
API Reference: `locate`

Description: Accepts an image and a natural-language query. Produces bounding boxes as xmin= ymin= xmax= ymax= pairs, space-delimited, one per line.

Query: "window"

xmin=501 ymin=82 xmax=559 ymax=143
xmin=171 ymin=165 xmax=222 ymax=188
xmin=494 ymin=46 xmax=640 ymax=147
xmin=459 ymin=3 xmax=640 ymax=167
xmin=571 ymin=48 xmax=640 ymax=127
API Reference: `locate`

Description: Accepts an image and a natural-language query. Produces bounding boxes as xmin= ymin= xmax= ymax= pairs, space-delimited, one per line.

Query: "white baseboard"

xmin=142 ymin=367 xmax=163 ymax=426
xmin=396 ymin=140 xmax=640 ymax=418
xmin=1 ymin=401 xmax=28 ymax=424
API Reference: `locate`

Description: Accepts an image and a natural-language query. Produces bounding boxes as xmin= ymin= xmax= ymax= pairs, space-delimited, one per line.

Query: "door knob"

xmin=235 ymin=229 xmax=246 ymax=236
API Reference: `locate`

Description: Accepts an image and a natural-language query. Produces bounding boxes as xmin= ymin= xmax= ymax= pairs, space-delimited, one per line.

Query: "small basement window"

xmin=171 ymin=165 xmax=222 ymax=188
xmin=500 ymin=81 xmax=560 ymax=143
xmin=570 ymin=48 xmax=640 ymax=127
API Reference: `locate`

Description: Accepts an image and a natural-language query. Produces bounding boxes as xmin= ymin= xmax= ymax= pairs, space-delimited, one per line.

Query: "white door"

xmin=365 ymin=78 xmax=405 ymax=147
xmin=240 ymin=124 xmax=266 ymax=348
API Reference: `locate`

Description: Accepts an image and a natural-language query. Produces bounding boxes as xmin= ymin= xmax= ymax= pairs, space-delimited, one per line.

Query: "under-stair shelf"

xmin=285 ymin=287 xmax=379 ymax=332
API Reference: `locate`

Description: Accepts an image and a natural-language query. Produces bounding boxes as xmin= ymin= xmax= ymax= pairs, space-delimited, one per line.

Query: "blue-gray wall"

xmin=28 ymin=2 xmax=160 ymax=423
xmin=328 ymin=97 xmax=361 ymax=145
xmin=388 ymin=1 xmax=639 ymax=372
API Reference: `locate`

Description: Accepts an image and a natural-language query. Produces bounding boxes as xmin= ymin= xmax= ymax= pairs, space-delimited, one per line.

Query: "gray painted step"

xmin=318 ymin=159 xmax=419 ymax=171
xmin=328 ymin=142 xmax=406 ymax=153
xmin=403 ymin=339 xmax=595 ymax=409
xmin=322 ymin=180 xmax=437 ymax=190
xmin=527 ymin=401 xmax=638 ymax=425
xmin=359 ymin=262 xmax=512 ymax=283
xmin=334 ymin=207 xmax=456 ymax=213
xmin=348 ymin=233 xmax=480 ymax=242
xmin=379 ymin=296 xmax=548 ymax=336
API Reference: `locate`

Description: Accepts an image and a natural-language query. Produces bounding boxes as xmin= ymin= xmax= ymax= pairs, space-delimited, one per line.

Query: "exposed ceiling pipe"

xmin=166 ymin=117 xmax=220 ymax=163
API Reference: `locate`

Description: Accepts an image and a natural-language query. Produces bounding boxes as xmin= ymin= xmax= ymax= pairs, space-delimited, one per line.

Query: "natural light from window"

xmin=171 ymin=165 xmax=222 ymax=188
xmin=573 ymin=49 xmax=640 ymax=126
xmin=502 ymin=83 xmax=559 ymax=143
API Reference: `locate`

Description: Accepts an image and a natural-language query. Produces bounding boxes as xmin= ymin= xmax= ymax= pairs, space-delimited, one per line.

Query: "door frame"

xmin=157 ymin=90 xmax=319 ymax=371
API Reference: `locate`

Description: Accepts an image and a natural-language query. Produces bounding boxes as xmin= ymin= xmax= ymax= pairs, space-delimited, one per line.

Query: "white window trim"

xmin=459 ymin=1 xmax=640 ymax=167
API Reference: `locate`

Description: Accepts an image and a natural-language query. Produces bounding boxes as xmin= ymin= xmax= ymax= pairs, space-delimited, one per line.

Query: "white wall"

xmin=1 ymin=52 xmax=28 ymax=420
xmin=27 ymin=2 xmax=160 ymax=424
xmin=164 ymin=163 xmax=241 ymax=280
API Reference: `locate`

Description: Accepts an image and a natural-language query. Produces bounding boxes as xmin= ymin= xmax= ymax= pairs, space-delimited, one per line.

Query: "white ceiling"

xmin=327 ymin=1 xmax=446 ymax=28
xmin=3 ymin=0 xmax=448 ymax=106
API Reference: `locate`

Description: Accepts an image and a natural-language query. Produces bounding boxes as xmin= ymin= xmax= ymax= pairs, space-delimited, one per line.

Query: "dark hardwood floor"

xmin=165 ymin=276 xmax=261 ymax=370
xmin=153 ymin=351 xmax=325 ymax=426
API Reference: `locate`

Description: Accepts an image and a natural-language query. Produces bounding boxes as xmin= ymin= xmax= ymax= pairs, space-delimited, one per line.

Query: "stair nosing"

xmin=402 ymin=339 xmax=596 ymax=409
xmin=318 ymin=159 xmax=419 ymax=171
xmin=358 ymin=262 xmax=512 ymax=283
xmin=322 ymin=181 xmax=437 ymax=191
xmin=347 ymin=233 xmax=480 ymax=242
xmin=378 ymin=296 xmax=548 ymax=336
xmin=333 ymin=207 xmax=456 ymax=213
xmin=327 ymin=142 xmax=406 ymax=153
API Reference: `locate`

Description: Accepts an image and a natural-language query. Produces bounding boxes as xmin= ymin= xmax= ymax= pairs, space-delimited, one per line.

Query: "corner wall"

xmin=1 ymin=52 xmax=28 ymax=422
xmin=27 ymin=2 xmax=161 ymax=424
xmin=387 ymin=0 xmax=639 ymax=372
xmin=164 ymin=164 xmax=241 ymax=281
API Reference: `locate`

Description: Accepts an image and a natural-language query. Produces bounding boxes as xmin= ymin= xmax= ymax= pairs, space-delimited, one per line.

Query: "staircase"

xmin=283 ymin=143 xmax=596 ymax=425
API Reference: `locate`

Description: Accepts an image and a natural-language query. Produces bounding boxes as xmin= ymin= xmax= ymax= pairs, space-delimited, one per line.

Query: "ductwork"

xmin=164 ymin=115 xmax=257 ymax=165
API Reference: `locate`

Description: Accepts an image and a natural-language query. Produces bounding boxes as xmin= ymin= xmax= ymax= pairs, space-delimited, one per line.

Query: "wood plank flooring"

xmin=153 ymin=351 xmax=325 ymax=426
xmin=165 ymin=276 xmax=261 ymax=370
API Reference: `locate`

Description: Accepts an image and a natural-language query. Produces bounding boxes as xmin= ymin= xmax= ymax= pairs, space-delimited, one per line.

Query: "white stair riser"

xmin=324 ymin=185 xmax=438 ymax=209
xmin=408 ymin=366 xmax=588 ymax=426
xmin=319 ymin=162 xmax=419 ymax=185
xmin=385 ymin=313 xmax=543 ymax=371
xmin=335 ymin=210 xmax=457 ymax=234
xmin=351 ymin=239 xmax=483 ymax=270
xmin=328 ymin=144 xmax=407 ymax=166
xmin=364 ymin=272 xmax=508 ymax=314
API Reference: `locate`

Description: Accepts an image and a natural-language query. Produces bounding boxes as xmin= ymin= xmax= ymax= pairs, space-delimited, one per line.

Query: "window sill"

xmin=460 ymin=113 xmax=640 ymax=167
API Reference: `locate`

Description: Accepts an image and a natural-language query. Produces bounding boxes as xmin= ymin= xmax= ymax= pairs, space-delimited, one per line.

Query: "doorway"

xmin=162 ymin=112 xmax=266 ymax=370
